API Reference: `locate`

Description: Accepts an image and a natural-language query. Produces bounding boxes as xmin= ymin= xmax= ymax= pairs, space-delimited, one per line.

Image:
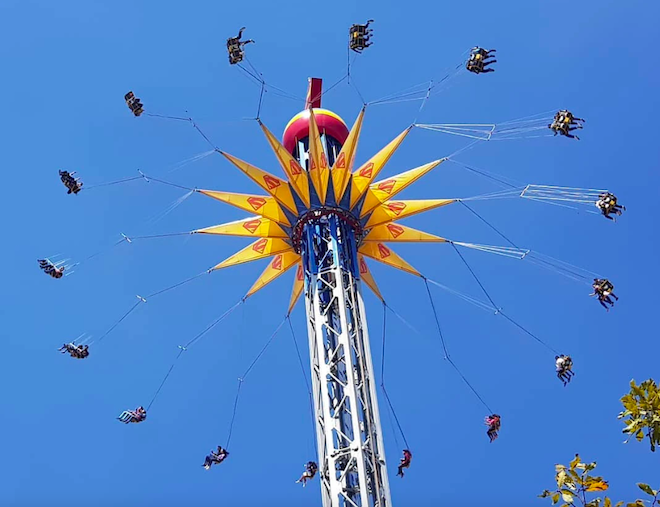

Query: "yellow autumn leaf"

xmin=556 ymin=470 xmax=568 ymax=488
xmin=569 ymin=455 xmax=581 ymax=470
xmin=586 ymin=480 xmax=609 ymax=492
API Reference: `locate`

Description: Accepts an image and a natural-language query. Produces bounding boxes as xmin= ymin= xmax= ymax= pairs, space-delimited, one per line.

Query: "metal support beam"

xmin=301 ymin=214 xmax=391 ymax=507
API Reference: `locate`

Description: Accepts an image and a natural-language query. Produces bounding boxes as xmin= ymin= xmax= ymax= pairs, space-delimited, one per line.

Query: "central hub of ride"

xmin=291 ymin=207 xmax=364 ymax=254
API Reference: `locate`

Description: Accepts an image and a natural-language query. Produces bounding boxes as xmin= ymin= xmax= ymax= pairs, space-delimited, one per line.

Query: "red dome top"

xmin=282 ymin=108 xmax=349 ymax=154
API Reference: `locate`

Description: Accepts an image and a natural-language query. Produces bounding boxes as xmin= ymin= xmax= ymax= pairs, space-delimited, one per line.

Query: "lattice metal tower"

xmin=286 ymin=78 xmax=391 ymax=507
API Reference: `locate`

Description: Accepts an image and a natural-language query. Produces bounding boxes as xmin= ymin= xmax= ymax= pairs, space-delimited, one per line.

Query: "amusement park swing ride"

xmin=44 ymin=21 xmax=626 ymax=507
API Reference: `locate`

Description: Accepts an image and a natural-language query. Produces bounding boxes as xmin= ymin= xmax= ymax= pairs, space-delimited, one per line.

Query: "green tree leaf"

xmin=620 ymin=379 xmax=659 ymax=452
xmin=638 ymin=483 xmax=654 ymax=496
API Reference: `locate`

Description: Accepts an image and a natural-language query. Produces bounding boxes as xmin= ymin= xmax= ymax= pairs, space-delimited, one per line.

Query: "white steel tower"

xmin=287 ymin=78 xmax=391 ymax=507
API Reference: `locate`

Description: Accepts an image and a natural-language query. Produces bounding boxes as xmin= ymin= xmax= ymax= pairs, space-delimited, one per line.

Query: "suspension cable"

xmin=423 ymin=280 xmax=449 ymax=359
xmin=226 ymin=380 xmax=242 ymax=449
xmin=288 ymin=316 xmax=317 ymax=453
xmin=380 ymin=302 xmax=410 ymax=449
xmin=450 ymin=243 xmax=499 ymax=310
xmin=146 ymin=347 xmax=185 ymax=411
xmin=423 ymin=279 xmax=493 ymax=413
xmin=94 ymin=297 xmax=144 ymax=344
xmin=383 ymin=302 xmax=421 ymax=335
xmin=83 ymin=175 xmax=143 ymax=191
xmin=288 ymin=316 xmax=310 ymax=392
xmin=447 ymin=159 xmax=521 ymax=189
xmin=225 ymin=317 xmax=287 ymax=448
xmin=240 ymin=318 xmax=286 ymax=379
xmin=256 ymin=81 xmax=265 ymax=119
xmin=380 ymin=303 xmax=387 ymax=379
xmin=145 ymin=271 xmax=208 ymax=299
xmin=460 ymin=201 xmax=522 ymax=249
xmin=70 ymin=237 xmax=128 ymax=269
xmin=450 ymin=235 xmax=561 ymax=356
xmin=183 ymin=299 xmax=244 ymax=350
xmin=147 ymin=175 xmax=195 ymax=192
xmin=145 ymin=113 xmax=191 ymax=122
xmin=130 ymin=232 xmax=193 ymax=241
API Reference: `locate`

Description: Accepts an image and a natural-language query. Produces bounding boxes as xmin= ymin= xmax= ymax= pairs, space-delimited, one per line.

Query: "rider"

xmin=549 ymin=110 xmax=584 ymax=139
xmin=59 ymin=342 xmax=89 ymax=358
xmin=124 ymin=91 xmax=144 ymax=117
xmin=397 ymin=449 xmax=413 ymax=477
xmin=466 ymin=47 xmax=496 ymax=73
xmin=590 ymin=278 xmax=618 ymax=311
xmin=485 ymin=414 xmax=501 ymax=442
xmin=59 ymin=169 xmax=83 ymax=194
xmin=75 ymin=344 xmax=89 ymax=358
xmin=117 ymin=406 xmax=147 ymax=424
xmin=296 ymin=461 xmax=318 ymax=487
xmin=555 ymin=355 xmax=574 ymax=386
xmin=596 ymin=192 xmax=625 ymax=221
xmin=227 ymin=27 xmax=254 ymax=65
xmin=38 ymin=259 xmax=65 ymax=278
xmin=202 ymin=446 xmax=229 ymax=469
xmin=349 ymin=20 xmax=374 ymax=53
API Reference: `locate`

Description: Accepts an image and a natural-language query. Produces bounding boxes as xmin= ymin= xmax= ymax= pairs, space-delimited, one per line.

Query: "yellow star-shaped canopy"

xmin=194 ymin=108 xmax=455 ymax=313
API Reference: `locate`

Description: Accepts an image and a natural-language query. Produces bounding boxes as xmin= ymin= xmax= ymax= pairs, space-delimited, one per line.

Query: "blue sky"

xmin=1 ymin=0 xmax=658 ymax=506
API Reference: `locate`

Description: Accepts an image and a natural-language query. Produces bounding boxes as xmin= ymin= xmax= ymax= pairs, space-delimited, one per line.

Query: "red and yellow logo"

xmin=263 ymin=175 xmax=281 ymax=190
xmin=289 ymin=160 xmax=302 ymax=176
xmin=377 ymin=243 xmax=391 ymax=259
xmin=247 ymin=196 xmax=266 ymax=211
xmin=252 ymin=238 xmax=268 ymax=254
xmin=334 ymin=152 xmax=346 ymax=169
xmin=377 ymin=179 xmax=396 ymax=194
xmin=243 ymin=219 xmax=261 ymax=234
xmin=386 ymin=202 xmax=406 ymax=215
xmin=386 ymin=224 xmax=404 ymax=238
xmin=358 ymin=162 xmax=374 ymax=178
xmin=272 ymin=254 xmax=283 ymax=270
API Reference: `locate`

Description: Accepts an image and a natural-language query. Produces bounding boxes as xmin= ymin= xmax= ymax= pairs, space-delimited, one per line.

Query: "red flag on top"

xmin=305 ymin=77 xmax=323 ymax=109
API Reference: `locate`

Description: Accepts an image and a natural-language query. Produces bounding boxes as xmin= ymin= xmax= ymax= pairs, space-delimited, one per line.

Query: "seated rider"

xmin=203 ymin=445 xmax=229 ymax=469
xmin=466 ymin=47 xmax=496 ymax=73
xmin=72 ymin=344 xmax=89 ymax=359
xmin=124 ymin=91 xmax=144 ymax=117
xmin=549 ymin=110 xmax=584 ymax=139
xmin=117 ymin=406 xmax=147 ymax=424
xmin=555 ymin=355 xmax=574 ymax=386
xmin=58 ymin=342 xmax=88 ymax=358
xmin=485 ymin=414 xmax=501 ymax=443
xmin=59 ymin=342 xmax=75 ymax=354
xmin=590 ymin=278 xmax=618 ymax=311
xmin=596 ymin=192 xmax=625 ymax=220
xmin=227 ymin=27 xmax=254 ymax=65
xmin=397 ymin=449 xmax=412 ymax=478
xmin=59 ymin=169 xmax=83 ymax=194
xmin=38 ymin=259 xmax=65 ymax=278
xmin=296 ymin=461 xmax=318 ymax=487
xmin=349 ymin=20 xmax=374 ymax=53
